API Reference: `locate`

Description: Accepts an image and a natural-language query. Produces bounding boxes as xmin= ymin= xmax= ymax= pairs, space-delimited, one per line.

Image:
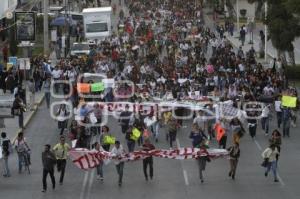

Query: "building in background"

xmin=0 ymin=0 xmax=18 ymax=19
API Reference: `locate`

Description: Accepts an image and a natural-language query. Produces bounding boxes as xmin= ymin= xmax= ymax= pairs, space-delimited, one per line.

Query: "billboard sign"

xmin=15 ymin=12 xmax=36 ymax=41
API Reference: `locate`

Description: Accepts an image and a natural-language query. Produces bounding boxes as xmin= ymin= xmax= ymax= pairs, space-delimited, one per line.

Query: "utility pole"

xmin=236 ymin=0 xmax=240 ymax=36
xmin=264 ymin=2 xmax=268 ymax=62
xmin=43 ymin=0 xmax=49 ymax=55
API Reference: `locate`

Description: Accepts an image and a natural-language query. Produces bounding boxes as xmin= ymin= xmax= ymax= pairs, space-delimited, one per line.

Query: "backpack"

xmin=2 ymin=139 xmax=12 ymax=156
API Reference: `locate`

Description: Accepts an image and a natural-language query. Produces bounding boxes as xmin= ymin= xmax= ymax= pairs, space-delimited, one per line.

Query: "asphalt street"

xmin=1 ymin=99 xmax=300 ymax=199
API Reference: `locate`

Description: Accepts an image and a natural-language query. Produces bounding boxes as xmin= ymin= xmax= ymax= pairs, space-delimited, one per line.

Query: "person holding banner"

xmin=111 ymin=141 xmax=126 ymax=186
xmin=227 ymin=142 xmax=240 ymax=180
xmin=93 ymin=142 xmax=104 ymax=181
xmin=142 ymin=139 xmax=155 ymax=181
xmin=197 ymin=141 xmax=210 ymax=183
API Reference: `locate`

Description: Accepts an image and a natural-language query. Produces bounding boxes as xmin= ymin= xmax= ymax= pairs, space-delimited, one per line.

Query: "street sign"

xmin=15 ymin=12 xmax=36 ymax=41
xmin=18 ymin=58 xmax=31 ymax=70
xmin=8 ymin=57 xmax=18 ymax=67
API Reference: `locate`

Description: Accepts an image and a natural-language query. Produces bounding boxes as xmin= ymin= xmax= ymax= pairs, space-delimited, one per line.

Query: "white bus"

xmin=82 ymin=7 xmax=112 ymax=41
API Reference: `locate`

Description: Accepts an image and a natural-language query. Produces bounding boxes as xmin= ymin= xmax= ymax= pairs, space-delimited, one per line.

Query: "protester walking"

xmin=0 ymin=132 xmax=12 ymax=177
xmin=197 ymin=142 xmax=210 ymax=183
xmin=14 ymin=132 xmax=31 ymax=174
xmin=262 ymin=144 xmax=280 ymax=182
xmin=111 ymin=141 xmax=126 ymax=186
xmin=93 ymin=142 xmax=104 ymax=181
xmin=53 ymin=136 xmax=70 ymax=185
xmin=119 ymin=105 xmax=132 ymax=134
xmin=167 ymin=118 xmax=178 ymax=148
xmin=227 ymin=142 xmax=240 ymax=180
xmin=56 ymin=104 xmax=69 ymax=135
xmin=44 ymin=76 xmax=51 ymax=109
xmin=42 ymin=144 xmax=56 ymax=192
xmin=12 ymin=94 xmax=26 ymax=129
xmin=142 ymin=139 xmax=155 ymax=181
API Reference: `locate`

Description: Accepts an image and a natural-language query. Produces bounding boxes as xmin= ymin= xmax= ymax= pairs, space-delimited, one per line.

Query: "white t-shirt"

xmin=275 ymin=101 xmax=282 ymax=112
xmin=52 ymin=69 xmax=62 ymax=79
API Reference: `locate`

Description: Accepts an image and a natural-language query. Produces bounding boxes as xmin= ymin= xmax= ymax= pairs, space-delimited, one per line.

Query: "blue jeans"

xmin=266 ymin=161 xmax=278 ymax=180
xmin=96 ymin=162 xmax=103 ymax=177
xmin=17 ymin=152 xmax=24 ymax=173
xmin=127 ymin=140 xmax=135 ymax=152
xmin=283 ymin=119 xmax=291 ymax=137
xmin=2 ymin=156 xmax=10 ymax=176
xmin=151 ymin=122 xmax=160 ymax=139
xmin=261 ymin=117 xmax=269 ymax=134
xmin=116 ymin=162 xmax=124 ymax=183
xmin=45 ymin=92 xmax=51 ymax=108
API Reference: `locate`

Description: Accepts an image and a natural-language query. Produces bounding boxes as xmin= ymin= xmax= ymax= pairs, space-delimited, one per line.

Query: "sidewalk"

xmin=204 ymin=8 xmax=300 ymax=65
xmin=225 ymin=33 xmax=269 ymax=64
xmin=0 ymin=88 xmax=45 ymax=142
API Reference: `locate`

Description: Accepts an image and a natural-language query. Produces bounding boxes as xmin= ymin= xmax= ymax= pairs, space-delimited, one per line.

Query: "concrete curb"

xmin=12 ymin=94 xmax=45 ymax=142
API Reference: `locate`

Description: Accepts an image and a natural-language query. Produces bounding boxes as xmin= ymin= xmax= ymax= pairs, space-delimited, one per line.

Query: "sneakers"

xmin=232 ymin=174 xmax=235 ymax=180
xmin=264 ymin=172 xmax=268 ymax=177
xmin=274 ymin=179 xmax=279 ymax=182
xmin=42 ymin=190 xmax=46 ymax=193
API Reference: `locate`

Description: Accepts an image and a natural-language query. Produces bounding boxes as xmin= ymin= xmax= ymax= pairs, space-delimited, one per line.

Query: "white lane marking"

xmin=80 ymin=171 xmax=89 ymax=199
xmin=86 ymin=169 xmax=96 ymax=199
xmin=176 ymin=138 xmax=190 ymax=186
xmin=254 ymin=139 xmax=285 ymax=186
xmin=254 ymin=139 xmax=262 ymax=151
xmin=183 ymin=170 xmax=189 ymax=186
xmin=277 ymin=175 xmax=285 ymax=186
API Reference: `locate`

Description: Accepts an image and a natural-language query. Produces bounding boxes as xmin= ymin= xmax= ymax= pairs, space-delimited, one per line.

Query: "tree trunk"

xmin=287 ymin=50 xmax=296 ymax=66
xmin=277 ymin=50 xmax=288 ymax=66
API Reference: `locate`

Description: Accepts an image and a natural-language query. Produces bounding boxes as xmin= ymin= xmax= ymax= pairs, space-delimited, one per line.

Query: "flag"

xmin=214 ymin=123 xmax=225 ymax=142
xmin=91 ymin=82 xmax=105 ymax=92
xmin=77 ymin=83 xmax=90 ymax=93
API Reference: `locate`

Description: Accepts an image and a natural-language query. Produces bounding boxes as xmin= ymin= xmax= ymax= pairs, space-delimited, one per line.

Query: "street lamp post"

xmin=264 ymin=2 xmax=268 ymax=62
xmin=236 ymin=0 xmax=240 ymax=36
xmin=43 ymin=0 xmax=49 ymax=55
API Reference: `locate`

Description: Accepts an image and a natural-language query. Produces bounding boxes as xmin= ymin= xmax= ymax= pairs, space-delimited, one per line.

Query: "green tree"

xmin=285 ymin=0 xmax=300 ymax=15
xmin=248 ymin=0 xmax=300 ymax=65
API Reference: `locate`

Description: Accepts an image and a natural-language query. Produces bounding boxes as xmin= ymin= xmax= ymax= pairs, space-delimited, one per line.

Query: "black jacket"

xmin=42 ymin=151 xmax=56 ymax=170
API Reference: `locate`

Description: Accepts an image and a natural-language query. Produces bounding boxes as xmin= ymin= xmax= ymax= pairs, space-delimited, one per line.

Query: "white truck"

xmin=82 ymin=7 xmax=112 ymax=41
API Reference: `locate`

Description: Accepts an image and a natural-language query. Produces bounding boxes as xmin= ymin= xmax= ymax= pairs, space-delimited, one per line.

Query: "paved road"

xmin=1 ymin=98 xmax=300 ymax=199
xmin=1 ymin=2 xmax=300 ymax=199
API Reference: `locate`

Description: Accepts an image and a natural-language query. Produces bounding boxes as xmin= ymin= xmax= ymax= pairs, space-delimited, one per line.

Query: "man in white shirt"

xmin=274 ymin=97 xmax=282 ymax=128
xmin=261 ymin=105 xmax=270 ymax=136
xmin=51 ymin=66 xmax=62 ymax=93
xmin=111 ymin=141 xmax=126 ymax=186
